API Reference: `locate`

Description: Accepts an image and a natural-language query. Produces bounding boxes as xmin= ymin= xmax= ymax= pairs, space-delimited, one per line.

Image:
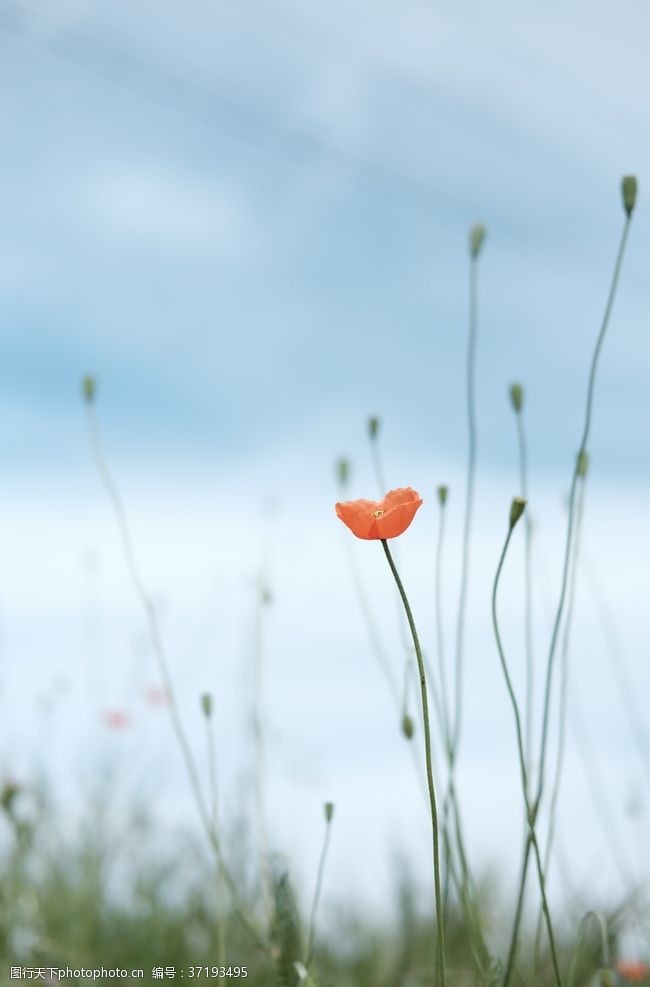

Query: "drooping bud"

xmin=336 ymin=458 xmax=350 ymax=490
xmin=622 ymin=175 xmax=637 ymax=217
xmin=576 ymin=449 xmax=589 ymax=478
xmin=324 ymin=802 xmax=335 ymax=823
xmin=509 ymin=496 xmax=527 ymax=530
xmin=367 ymin=416 xmax=380 ymax=441
xmin=401 ymin=713 xmax=415 ymax=740
xmin=82 ymin=375 xmax=96 ymax=404
xmin=509 ymin=382 xmax=524 ymax=414
xmin=200 ymin=692 xmax=213 ymax=719
xmin=437 ymin=485 xmax=448 ymax=507
xmin=469 ymin=224 xmax=487 ymax=259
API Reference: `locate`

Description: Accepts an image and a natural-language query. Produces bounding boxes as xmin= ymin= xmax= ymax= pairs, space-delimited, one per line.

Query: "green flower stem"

xmin=252 ymin=564 xmax=273 ymax=921
xmin=305 ymin=813 xmax=334 ymax=971
xmin=535 ymin=476 xmax=587 ymax=963
xmin=204 ymin=712 xmax=226 ymax=969
xmin=451 ymin=250 xmax=480 ymax=762
xmin=381 ymin=539 xmax=447 ymax=987
xmin=369 ymin=433 xmax=446 ymax=732
xmin=492 ymin=521 xmax=562 ymax=987
xmin=436 ymin=497 xmax=489 ymax=972
xmin=506 ymin=209 xmax=634 ymax=973
xmin=85 ymin=404 xmax=269 ymax=961
xmin=514 ymin=410 xmax=534 ymax=781
xmin=536 ymin=214 xmax=632 ymax=815
xmin=435 ymin=497 xmax=451 ymax=751
xmin=340 ymin=530 xmax=438 ymax=806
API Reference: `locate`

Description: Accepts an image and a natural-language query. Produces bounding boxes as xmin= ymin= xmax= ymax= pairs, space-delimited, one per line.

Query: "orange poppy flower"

xmin=335 ymin=487 xmax=423 ymax=540
xmin=617 ymin=962 xmax=650 ymax=983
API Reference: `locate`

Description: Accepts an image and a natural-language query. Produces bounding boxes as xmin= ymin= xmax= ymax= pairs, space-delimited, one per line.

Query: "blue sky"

xmin=1 ymin=0 xmax=650 ymax=947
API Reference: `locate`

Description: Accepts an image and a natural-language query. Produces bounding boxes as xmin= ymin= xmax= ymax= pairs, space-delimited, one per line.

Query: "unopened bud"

xmin=469 ymin=224 xmax=487 ymax=259
xmin=367 ymin=416 xmax=380 ymax=441
xmin=576 ymin=450 xmax=589 ymax=478
xmin=401 ymin=713 xmax=415 ymax=740
xmin=622 ymin=175 xmax=637 ymax=217
xmin=509 ymin=496 xmax=527 ymax=530
xmin=509 ymin=382 xmax=524 ymax=414
xmin=200 ymin=693 xmax=213 ymax=719
xmin=82 ymin=375 xmax=96 ymax=404
xmin=599 ymin=969 xmax=616 ymax=987
xmin=324 ymin=802 xmax=334 ymax=823
xmin=336 ymin=458 xmax=350 ymax=489
xmin=437 ymin=485 xmax=448 ymax=507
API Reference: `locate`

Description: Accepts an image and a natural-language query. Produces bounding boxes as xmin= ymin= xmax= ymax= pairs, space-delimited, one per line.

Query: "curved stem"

xmin=515 ymin=412 xmax=534 ymax=782
xmin=535 ymin=476 xmax=587 ymax=962
xmin=492 ymin=522 xmax=562 ymax=987
xmin=508 ymin=211 xmax=633 ymax=963
xmin=85 ymin=405 xmax=269 ymax=958
xmin=381 ymin=539 xmax=447 ymax=987
xmin=535 ymin=215 xmax=631 ymax=812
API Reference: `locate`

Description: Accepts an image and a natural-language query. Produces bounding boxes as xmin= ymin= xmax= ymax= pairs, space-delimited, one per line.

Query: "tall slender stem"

xmin=85 ymin=403 xmax=268 ymax=958
xmin=514 ymin=410 xmax=534 ymax=781
xmin=506 ymin=208 xmax=634 ymax=968
xmin=536 ymin=215 xmax=632 ymax=813
xmin=451 ymin=254 xmax=479 ymax=761
xmin=535 ymin=476 xmax=586 ymax=960
xmin=381 ymin=539 xmax=446 ymax=987
xmin=204 ymin=710 xmax=226 ymax=968
xmin=305 ymin=811 xmax=334 ymax=971
xmin=435 ymin=498 xmax=451 ymax=750
xmin=492 ymin=516 xmax=562 ymax=987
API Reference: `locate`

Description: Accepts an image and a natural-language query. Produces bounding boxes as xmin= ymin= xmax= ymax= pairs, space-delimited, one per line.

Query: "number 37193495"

xmin=188 ymin=968 xmax=248 ymax=978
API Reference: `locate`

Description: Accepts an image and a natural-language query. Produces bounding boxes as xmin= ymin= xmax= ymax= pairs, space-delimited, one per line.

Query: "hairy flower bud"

xmin=509 ymin=496 xmax=527 ymax=530
xmin=622 ymin=175 xmax=637 ymax=217
xmin=82 ymin=375 xmax=96 ymax=404
xmin=509 ymin=382 xmax=524 ymax=413
xmin=437 ymin=485 xmax=448 ymax=507
xmin=401 ymin=713 xmax=415 ymax=740
xmin=324 ymin=802 xmax=335 ymax=823
xmin=469 ymin=223 xmax=487 ymax=259
xmin=367 ymin=416 xmax=380 ymax=441
xmin=200 ymin=692 xmax=213 ymax=719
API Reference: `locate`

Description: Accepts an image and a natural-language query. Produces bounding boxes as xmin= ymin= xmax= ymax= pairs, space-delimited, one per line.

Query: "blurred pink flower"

xmin=145 ymin=685 xmax=169 ymax=709
xmin=103 ymin=709 xmax=131 ymax=731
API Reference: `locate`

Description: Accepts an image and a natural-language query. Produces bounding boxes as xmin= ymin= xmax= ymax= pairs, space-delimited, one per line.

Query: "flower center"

xmin=372 ymin=509 xmax=385 ymax=518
